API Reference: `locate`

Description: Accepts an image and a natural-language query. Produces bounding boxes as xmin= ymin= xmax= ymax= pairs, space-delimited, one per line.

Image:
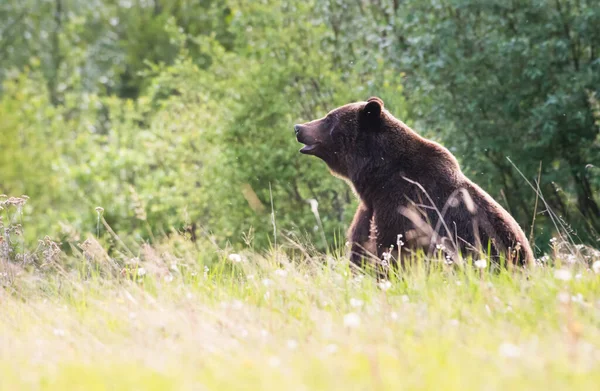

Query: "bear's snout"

xmin=294 ymin=123 xmax=322 ymax=155
xmin=294 ymin=124 xmax=312 ymax=144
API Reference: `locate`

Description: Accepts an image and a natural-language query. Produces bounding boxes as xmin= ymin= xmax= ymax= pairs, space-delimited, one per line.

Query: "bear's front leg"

xmin=347 ymin=202 xmax=375 ymax=267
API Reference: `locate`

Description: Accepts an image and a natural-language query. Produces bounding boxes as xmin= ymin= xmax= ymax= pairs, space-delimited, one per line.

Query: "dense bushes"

xmin=0 ymin=1 xmax=406 ymax=251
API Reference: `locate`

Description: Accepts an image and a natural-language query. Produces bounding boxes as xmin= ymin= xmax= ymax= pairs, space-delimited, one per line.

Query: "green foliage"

xmin=0 ymin=0 xmax=599 ymax=254
xmin=390 ymin=0 xmax=600 ymax=248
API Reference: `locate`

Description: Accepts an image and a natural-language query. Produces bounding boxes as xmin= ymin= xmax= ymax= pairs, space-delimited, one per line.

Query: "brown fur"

xmin=294 ymin=97 xmax=534 ymax=267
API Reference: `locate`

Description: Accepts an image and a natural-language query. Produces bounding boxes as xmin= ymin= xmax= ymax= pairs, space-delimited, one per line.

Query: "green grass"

xmin=1 ymin=234 xmax=600 ymax=390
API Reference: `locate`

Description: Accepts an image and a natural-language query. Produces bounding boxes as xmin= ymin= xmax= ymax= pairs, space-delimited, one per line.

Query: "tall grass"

xmin=1 ymin=196 xmax=600 ymax=390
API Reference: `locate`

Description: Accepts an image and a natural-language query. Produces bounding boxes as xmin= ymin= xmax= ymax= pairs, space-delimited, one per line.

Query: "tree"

xmin=390 ymin=0 xmax=600 ymax=248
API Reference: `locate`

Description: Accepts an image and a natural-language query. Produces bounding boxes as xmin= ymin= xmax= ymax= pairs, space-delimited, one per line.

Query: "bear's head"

xmin=294 ymin=97 xmax=386 ymax=178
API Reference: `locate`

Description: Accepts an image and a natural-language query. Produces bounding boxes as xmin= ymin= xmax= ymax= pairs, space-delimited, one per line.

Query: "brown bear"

xmin=294 ymin=97 xmax=534 ymax=268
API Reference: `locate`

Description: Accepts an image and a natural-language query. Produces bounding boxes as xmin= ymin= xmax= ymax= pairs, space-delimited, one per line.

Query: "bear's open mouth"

xmin=300 ymin=143 xmax=319 ymax=154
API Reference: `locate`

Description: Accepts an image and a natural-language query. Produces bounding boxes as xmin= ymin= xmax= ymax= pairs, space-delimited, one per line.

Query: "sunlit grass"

xmin=1 ymin=233 xmax=600 ymax=390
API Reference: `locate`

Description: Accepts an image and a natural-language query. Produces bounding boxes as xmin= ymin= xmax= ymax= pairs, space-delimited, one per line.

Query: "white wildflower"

xmin=498 ymin=342 xmax=521 ymax=358
xmin=53 ymin=328 xmax=66 ymax=337
xmin=325 ymin=344 xmax=338 ymax=354
xmin=390 ymin=311 xmax=399 ymax=321
xmin=565 ymin=254 xmax=577 ymax=264
xmin=401 ymin=295 xmax=410 ymax=303
xmin=268 ymin=356 xmax=281 ymax=368
xmin=541 ymin=255 xmax=550 ymax=262
xmin=557 ymin=291 xmax=570 ymax=304
xmin=274 ymin=269 xmax=288 ymax=278
xmin=474 ymin=259 xmax=487 ymax=269
xmin=397 ymin=234 xmax=404 ymax=247
xmin=554 ymin=269 xmax=572 ymax=281
xmin=592 ymin=261 xmax=600 ymax=274
xmin=163 ymin=274 xmax=174 ymax=283
xmin=571 ymin=293 xmax=584 ymax=304
xmin=378 ymin=280 xmax=392 ymax=291
xmin=228 ymin=253 xmax=242 ymax=263
xmin=137 ymin=267 xmax=146 ymax=277
xmin=343 ymin=312 xmax=361 ymax=328
xmin=287 ymin=339 xmax=298 ymax=350
xmin=262 ymin=278 xmax=272 ymax=287
xmin=350 ymin=298 xmax=364 ymax=308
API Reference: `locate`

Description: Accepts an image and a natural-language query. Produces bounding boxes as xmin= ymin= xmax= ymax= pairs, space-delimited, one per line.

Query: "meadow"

xmin=2 ymin=1 xmax=600 ymax=389
xmin=2 ymin=197 xmax=600 ymax=390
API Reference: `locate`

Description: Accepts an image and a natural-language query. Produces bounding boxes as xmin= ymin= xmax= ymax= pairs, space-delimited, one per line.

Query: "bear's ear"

xmin=362 ymin=97 xmax=384 ymax=125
